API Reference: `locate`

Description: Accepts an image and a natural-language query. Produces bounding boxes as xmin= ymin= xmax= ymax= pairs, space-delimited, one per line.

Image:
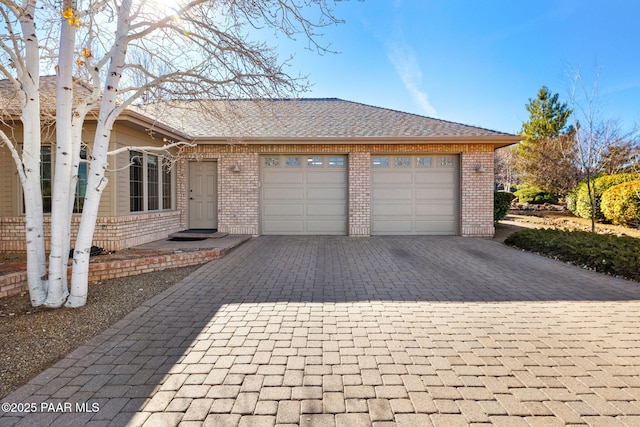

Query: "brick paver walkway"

xmin=2 ymin=236 xmax=640 ymax=426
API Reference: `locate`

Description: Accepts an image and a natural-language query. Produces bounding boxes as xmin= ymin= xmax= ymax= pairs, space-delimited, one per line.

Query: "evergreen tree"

xmin=517 ymin=86 xmax=580 ymax=196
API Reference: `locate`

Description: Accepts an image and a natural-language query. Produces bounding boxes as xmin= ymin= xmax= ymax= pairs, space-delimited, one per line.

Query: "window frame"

xmin=21 ymin=145 xmax=87 ymax=214
xmin=129 ymin=150 xmax=174 ymax=213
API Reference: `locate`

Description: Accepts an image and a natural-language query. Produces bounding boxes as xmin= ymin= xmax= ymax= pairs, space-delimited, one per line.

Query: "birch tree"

xmin=1 ymin=0 xmax=345 ymax=308
xmin=0 ymin=0 xmax=49 ymax=306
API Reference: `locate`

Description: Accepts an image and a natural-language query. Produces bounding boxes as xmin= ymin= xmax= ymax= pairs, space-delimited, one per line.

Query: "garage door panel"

xmin=306 ymin=171 xmax=347 ymax=184
xmin=306 ymin=221 xmax=346 ymax=234
xmin=415 ymin=171 xmax=453 ymax=184
xmin=372 ymin=171 xmax=413 ymax=185
xmin=263 ymin=170 xmax=304 ymax=184
xmin=415 ymin=187 xmax=455 ymax=199
xmin=372 ymin=187 xmax=412 ymax=200
xmin=372 ymin=154 xmax=458 ymax=235
xmin=307 ymin=203 xmax=346 ymax=216
xmin=263 ymin=188 xmax=304 ymax=200
xmin=263 ymin=221 xmax=304 ymax=233
xmin=263 ymin=204 xmax=305 ymax=216
xmin=261 ymin=155 xmax=347 ymax=235
xmin=306 ymin=187 xmax=347 ymax=200
xmin=372 ymin=204 xmax=413 ymax=216
xmin=415 ymin=204 xmax=456 ymax=216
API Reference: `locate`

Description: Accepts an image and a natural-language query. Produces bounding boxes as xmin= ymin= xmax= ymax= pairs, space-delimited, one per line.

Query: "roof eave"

xmin=190 ymin=135 xmax=521 ymax=147
xmin=114 ymin=109 xmax=192 ymax=142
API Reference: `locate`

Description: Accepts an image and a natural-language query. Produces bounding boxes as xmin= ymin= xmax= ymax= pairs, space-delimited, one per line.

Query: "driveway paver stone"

xmin=2 ymin=236 xmax=640 ymax=426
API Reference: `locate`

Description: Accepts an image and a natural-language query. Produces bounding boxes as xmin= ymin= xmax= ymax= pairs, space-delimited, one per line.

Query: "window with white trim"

xmin=129 ymin=151 xmax=173 ymax=213
xmin=162 ymin=159 xmax=173 ymax=210
xmin=23 ymin=145 xmax=87 ymax=214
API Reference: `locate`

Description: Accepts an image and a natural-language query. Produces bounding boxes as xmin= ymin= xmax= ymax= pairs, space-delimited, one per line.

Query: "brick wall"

xmin=348 ymin=152 xmax=371 ymax=236
xmin=1 ymin=142 xmax=497 ymax=253
xmin=0 ymin=247 xmax=225 ymax=299
xmin=0 ymin=211 xmax=182 ymax=252
xmin=182 ymin=142 xmax=496 ymax=238
xmin=218 ymin=153 xmax=260 ymax=235
xmin=460 ymin=150 xmax=495 ymax=236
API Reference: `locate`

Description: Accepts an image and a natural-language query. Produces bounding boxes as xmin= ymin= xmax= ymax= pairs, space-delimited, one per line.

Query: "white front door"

xmin=189 ymin=161 xmax=217 ymax=229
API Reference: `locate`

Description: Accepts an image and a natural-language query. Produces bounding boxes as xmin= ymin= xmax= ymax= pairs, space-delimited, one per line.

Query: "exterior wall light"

xmin=232 ymin=164 xmax=241 ymax=173
xmin=475 ymin=165 xmax=486 ymax=173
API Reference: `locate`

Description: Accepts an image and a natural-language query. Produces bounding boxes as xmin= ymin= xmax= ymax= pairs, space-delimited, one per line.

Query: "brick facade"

xmin=1 ymin=142 xmax=497 ymax=253
xmin=0 ymin=211 xmax=182 ymax=252
xmin=348 ymin=152 xmax=371 ymax=236
xmin=460 ymin=150 xmax=496 ymax=236
xmin=177 ymin=143 xmax=496 ymax=238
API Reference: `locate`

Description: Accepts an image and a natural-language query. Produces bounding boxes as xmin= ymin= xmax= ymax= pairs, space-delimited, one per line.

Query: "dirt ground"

xmin=494 ymin=209 xmax=640 ymax=243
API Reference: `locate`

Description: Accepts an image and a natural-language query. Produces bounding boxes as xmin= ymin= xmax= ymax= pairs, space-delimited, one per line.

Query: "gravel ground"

xmin=0 ymin=264 xmax=202 ymax=399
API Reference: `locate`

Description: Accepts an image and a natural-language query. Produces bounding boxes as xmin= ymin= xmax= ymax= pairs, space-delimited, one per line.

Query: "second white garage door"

xmin=371 ymin=154 xmax=459 ymax=235
xmin=261 ymin=155 xmax=348 ymax=235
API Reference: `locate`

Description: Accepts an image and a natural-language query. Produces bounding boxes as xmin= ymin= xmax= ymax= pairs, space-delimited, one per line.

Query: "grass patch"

xmin=504 ymin=228 xmax=640 ymax=282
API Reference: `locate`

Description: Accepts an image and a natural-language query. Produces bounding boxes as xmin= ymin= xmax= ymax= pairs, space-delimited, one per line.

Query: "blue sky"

xmin=274 ymin=0 xmax=640 ymax=135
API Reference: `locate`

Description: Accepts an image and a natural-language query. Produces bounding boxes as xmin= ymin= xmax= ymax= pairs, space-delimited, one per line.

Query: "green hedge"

xmin=568 ymin=173 xmax=638 ymax=220
xmin=494 ymin=191 xmax=515 ymax=222
xmin=504 ymin=228 xmax=640 ymax=281
xmin=514 ymin=186 xmax=558 ymax=204
xmin=601 ymin=180 xmax=640 ymax=225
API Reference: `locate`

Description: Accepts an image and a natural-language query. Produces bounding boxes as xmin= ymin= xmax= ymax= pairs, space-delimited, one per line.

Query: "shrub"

xmin=494 ymin=191 xmax=515 ymax=222
xmin=601 ymin=180 xmax=640 ymax=225
xmin=513 ymin=186 xmax=558 ymax=204
xmin=569 ymin=173 xmax=639 ymax=220
xmin=505 ymin=228 xmax=640 ymax=282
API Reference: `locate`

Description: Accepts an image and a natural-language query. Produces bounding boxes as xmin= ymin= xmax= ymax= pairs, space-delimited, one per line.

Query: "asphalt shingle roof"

xmin=3 ymin=76 xmax=518 ymax=142
xmin=136 ymin=98 xmax=517 ymax=141
xmin=1 ymin=76 xmax=95 ymax=118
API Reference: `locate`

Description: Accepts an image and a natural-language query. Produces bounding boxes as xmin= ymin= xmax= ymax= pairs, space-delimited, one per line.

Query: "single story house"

xmin=0 ymin=94 xmax=520 ymax=251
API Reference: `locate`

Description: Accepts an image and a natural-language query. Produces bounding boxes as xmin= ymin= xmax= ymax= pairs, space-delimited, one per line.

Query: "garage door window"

xmin=395 ymin=157 xmax=411 ymax=167
xmin=286 ymin=157 xmax=302 ymax=167
xmin=264 ymin=157 xmax=280 ymax=167
xmin=329 ymin=157 xmax=345 ymax=166
xmin=372 ymin=157 xmax=389 ymax=167
xmin=307 ymin=157 xmax=323 ymax=166
xmin=417 ymin=157 xmax=432 ymax=167
xmin=438 ymin=156 xmax=454 ymax=167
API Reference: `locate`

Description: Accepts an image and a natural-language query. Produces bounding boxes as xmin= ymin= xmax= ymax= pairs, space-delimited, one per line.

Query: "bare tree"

xmin=568 ymin=67 xmax=640 ymax=232
xmin=494 ymin=145 xmax=519 ymax=192
xmin=598 ymin=138 xmax=640 ymax=175
xmin=1 ymin=0 xmax=346 ymax=308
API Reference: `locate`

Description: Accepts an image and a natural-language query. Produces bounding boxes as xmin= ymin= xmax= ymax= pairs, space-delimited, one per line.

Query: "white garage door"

xmin=261 ymin=155 xmax=348 ymax=235
xmin=371 ymin=155 xmax=459 ymax=235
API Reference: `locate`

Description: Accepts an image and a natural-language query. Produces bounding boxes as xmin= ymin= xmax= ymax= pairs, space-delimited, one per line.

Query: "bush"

xmin=494 ymin=191 xmax=515 ymax=222
xmin=601 ymin=180 xmax=640 ymax=225
xmin=513 ymin=186 xmax=558 ymax=204
xmin=504 ymin=228 xmax=640 ymax=282
xmin=569 ymin=173 xmax=639 ymax=220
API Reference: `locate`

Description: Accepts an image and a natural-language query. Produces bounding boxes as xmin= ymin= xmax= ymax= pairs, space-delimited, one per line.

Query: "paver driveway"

xmin=2 ymin=236 xmax=640 ymax=427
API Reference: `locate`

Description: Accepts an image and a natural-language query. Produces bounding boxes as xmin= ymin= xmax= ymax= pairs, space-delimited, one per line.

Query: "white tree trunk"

xmin=18 ymin=1 xmax=48 ymax=306
xmin=45 ymin=6 xmax=77 ymax=307
xmin=66 ymin=0 xmax=132 ymax=308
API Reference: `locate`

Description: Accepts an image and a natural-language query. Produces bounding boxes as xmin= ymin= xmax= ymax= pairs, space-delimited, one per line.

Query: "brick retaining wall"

xmin=0 ymin=249 xmax=223 ymax=299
